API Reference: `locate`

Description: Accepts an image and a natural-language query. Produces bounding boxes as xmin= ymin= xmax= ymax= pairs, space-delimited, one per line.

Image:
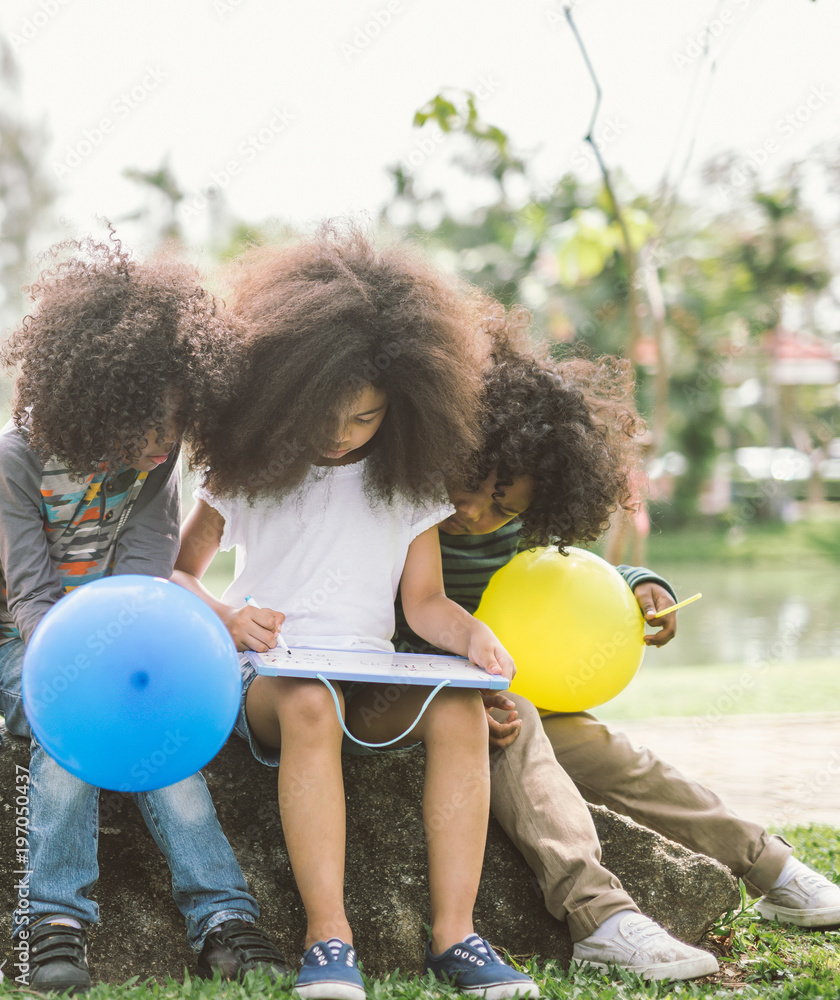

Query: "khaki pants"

xmin=489 ymin=692 xmax=792 ymax=941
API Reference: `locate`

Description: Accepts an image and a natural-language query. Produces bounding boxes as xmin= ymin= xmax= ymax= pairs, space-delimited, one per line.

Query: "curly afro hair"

xmin=2 ymin=235 xmax=240 ymax=477
xmin=472 ymin=314 xmax=644 ymax=551
xmin=195 ymin=225 xmax=490 ymax=502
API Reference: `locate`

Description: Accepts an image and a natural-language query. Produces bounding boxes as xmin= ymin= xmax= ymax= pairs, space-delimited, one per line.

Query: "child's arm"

xmin=400 ymin=526 xmax=515 ymax=680
xmin=112 ymin=449 xmax=181 ymax=578
xmin=0 ymin=431 xmax=63 ymax=642
xmin=616 ymin=564 xmax=678 ymax=647
xmin=172 ymin=499 xmax=284 ymax=652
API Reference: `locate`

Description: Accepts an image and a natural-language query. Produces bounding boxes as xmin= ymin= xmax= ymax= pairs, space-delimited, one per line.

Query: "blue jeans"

xmin=0 ymin=639 xmax=259 ymax=950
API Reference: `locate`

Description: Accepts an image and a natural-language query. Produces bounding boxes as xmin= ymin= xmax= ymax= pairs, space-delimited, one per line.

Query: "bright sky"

xmin=4 ymin=0 xmax=840 ymax=254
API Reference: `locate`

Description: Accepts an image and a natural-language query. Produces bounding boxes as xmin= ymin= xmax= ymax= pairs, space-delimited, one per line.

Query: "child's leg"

xmin=540 ymin=709 xmax=792 ymax=891
xmin=246 ymin=675 xmax=351 ymax=946
xmin=20 ymin=737 xmax=101 ymax=928
xmin=0 ymin=639 xmax=31 ymax=738
xmin=133 ymin=773 xmax=260 ymax=950
xmin=487 ymin=694 xmax=637 ymax=941
xmin=346 ymin=684 xmax=489 ymax=954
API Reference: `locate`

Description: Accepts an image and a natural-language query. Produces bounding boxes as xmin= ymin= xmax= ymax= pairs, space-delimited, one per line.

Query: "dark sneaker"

xmin=28 ymin=918 xmax=91 ymax=994
xmin=197 ymin=919 xmax=291 ymax=982
xmin=294 ymin=939 xmax=365 ymax=1000
xmin=425 ymin=935 xmax=540 ymax=999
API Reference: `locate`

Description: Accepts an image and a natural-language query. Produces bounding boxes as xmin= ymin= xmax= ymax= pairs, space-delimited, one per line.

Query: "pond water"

xmin=645 ymin=563 xmax=840 ymax=668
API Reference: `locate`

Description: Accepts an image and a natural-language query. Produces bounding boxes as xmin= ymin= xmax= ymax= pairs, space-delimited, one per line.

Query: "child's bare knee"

xmin=425 ymin=687 xmax=484 ymax=734
xmin=279 ymin=679 xmax=342 ymax=731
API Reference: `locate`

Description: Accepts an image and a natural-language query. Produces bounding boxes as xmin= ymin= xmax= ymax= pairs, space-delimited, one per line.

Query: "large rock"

xmin=592 ymin=806 xmax=740 ymax=944
xmin=0 ymin=731 xmax=738 ymax=985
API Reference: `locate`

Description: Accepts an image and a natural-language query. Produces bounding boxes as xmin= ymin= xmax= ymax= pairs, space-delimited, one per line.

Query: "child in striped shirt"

xmin=0 ymin=237 xmax=286 ymax=992
xmin=395 ymin=331 xmax=840 ymax=981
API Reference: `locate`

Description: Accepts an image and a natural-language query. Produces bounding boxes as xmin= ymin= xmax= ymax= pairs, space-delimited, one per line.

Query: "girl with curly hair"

xmin=0 ymin=237 xmax=287 ymax=991
xmin=174 ymin=227 xmax=539 ymax=1000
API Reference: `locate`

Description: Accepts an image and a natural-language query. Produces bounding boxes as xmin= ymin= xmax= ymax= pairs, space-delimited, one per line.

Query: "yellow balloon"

xmin=475 ymin=546 xmax=645 ymax=712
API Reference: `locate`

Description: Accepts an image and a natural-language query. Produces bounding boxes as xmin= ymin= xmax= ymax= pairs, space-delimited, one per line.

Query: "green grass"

xmin=3 ymin=825 xmax=838 ymax=998
xmin=642 ymin=507 xmax=840 ymax=567
xmin=597 ymin=657 xmax=840 ymax=722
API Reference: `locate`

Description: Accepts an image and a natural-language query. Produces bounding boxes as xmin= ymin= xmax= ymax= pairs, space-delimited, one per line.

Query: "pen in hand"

xmin=244 ymin=595 xmax=292 ymax=656
xmin=650 ymin=593 xmax=702 ymax=618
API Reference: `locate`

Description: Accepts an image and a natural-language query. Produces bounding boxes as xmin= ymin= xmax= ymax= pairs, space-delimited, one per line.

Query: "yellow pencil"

xmin=650 ymin=592 xmax=702 ymax=618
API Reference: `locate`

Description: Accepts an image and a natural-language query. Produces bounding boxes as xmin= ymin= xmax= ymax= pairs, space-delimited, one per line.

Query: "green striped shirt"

xmin=393 ymin=520 xmax=676 ymax=653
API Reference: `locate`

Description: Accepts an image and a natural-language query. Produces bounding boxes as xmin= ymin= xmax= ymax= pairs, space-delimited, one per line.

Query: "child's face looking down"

xmin=127 ymin=408 xmax=179 ymax=473
xmin=441 ymin=470 xmax=535 ymax=536
xmin=320 ymin=384 xmax=389 ymax=463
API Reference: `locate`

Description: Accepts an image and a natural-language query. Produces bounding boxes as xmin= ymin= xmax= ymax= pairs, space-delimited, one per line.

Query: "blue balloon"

xmin=22 ymin=575 xmax=241 ymax=792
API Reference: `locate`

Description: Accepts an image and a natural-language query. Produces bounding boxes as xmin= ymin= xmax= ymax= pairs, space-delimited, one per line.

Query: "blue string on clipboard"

xmin=316 ymin=673 xmax=451 ymax=749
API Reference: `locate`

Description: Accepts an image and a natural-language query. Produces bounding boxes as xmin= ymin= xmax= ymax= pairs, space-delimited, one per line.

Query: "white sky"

xmin=4 ymin=0 xmax=840 ymax=255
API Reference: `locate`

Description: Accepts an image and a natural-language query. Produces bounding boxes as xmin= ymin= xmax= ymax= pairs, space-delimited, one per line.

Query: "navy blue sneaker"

xmin=425 ymin=935 xmax=540 ymax=999
xmin=294 ymin=939 xmax=365 ymax=1000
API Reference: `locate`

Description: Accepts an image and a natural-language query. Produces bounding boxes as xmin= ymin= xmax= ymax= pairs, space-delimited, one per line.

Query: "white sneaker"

xmin=572 ymin=914 xmax=719 ymax=981
xmin=755 ymin=869 xmax=840 ymax=928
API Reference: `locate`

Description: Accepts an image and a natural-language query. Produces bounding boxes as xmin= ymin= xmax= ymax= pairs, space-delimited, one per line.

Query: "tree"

xmin=0 ymin=38 xmax=54 ymax=329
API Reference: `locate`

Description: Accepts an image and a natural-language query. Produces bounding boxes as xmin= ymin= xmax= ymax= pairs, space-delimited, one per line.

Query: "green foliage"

xmin=413 ymin=90 xmax=526 ymax=184
xmin=383 ymin=90 xmax=839 ymax=524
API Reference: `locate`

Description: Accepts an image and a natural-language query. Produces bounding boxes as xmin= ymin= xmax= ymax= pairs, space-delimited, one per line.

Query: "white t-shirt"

xmin=198 ymin=459 xmax=453 ymax=651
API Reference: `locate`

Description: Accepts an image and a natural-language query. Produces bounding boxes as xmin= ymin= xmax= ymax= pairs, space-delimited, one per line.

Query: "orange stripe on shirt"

xmin=58 ymin=561 xmax=99 ymax=577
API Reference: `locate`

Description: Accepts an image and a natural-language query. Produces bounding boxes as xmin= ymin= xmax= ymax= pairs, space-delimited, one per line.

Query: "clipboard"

xmin=246 ymin=645 xmax=510 ymax=690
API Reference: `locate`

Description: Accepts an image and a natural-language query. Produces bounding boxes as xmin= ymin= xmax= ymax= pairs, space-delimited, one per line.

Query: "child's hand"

xmin=482 ymin=692 xmax=522 ymax=751
xmin=634 ymin=582 xmax=678 ymax=646
xmin=224 ymin=605 xmax=286 ymax=652
xmin=467 ymin=623 xmax=517 ymax=681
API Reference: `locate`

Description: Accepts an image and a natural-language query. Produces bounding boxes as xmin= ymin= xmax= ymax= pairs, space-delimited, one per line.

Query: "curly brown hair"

xmin=1 ymin=236 xmax=239 ymax=477
xmin=472 ymin=316 xmax=644 ymax=550
xmin=196 ymin=225 xmax=489 ymax=502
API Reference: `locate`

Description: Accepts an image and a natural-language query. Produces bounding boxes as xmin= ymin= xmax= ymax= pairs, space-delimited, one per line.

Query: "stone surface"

xmin=0 ymin=730 xmax=739 ymax=985
xmin=591 ymin=805 xmax=740 ymax=945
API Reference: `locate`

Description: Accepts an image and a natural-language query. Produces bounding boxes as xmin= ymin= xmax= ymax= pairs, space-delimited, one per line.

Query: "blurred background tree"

xmin=378 ymin=88 xmax=838 ymax=528
xmin=0 ymin=38 xmax=54 ymax=328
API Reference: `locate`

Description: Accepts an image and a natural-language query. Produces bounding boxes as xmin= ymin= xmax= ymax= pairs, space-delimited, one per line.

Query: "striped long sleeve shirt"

xmin=393 ymin=519 xmax=676 ymax=653
xmin=0 ymin=423 xmax=180 ymax=646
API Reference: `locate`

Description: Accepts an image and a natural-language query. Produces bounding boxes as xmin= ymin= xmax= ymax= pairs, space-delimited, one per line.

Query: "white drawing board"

xmin=247 ymin=646 xmax=510 ymax=690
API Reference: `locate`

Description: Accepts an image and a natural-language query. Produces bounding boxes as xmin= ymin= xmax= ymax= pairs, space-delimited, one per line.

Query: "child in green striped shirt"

xmin=395 ymin=334 xmax=839 ymax=980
